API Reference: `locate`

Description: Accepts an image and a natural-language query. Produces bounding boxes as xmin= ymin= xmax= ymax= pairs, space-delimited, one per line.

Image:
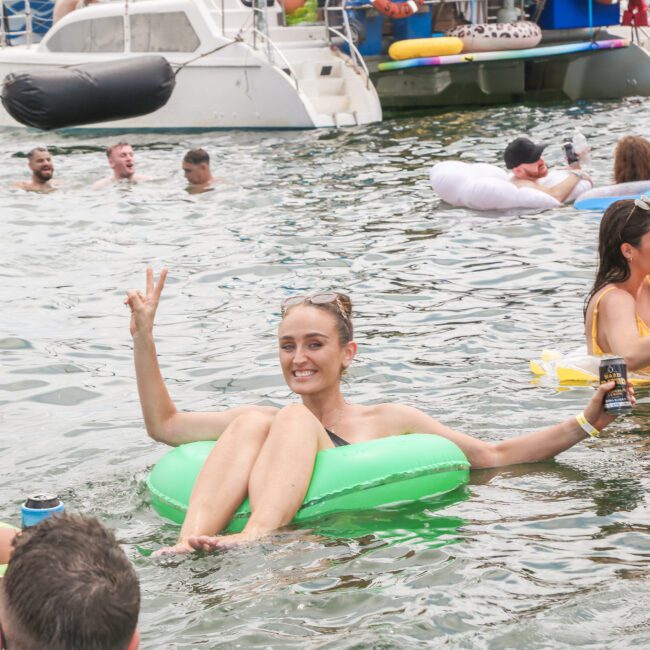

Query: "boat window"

xmin=46 ymin=16 xmax=124 ymax=52
xmin=130 ymin=12 xmax=200 ymax=52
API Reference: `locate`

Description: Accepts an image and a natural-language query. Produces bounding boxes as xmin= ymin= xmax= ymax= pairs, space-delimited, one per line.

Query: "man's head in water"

xmin=182 ymin=148 xmax=216 ymax=188
xmin=0 ymin=514 xmax=141 ymax=650
xmin=107 ymin=142 xmax=136 ymax=180
xmin=504 ymin=137 xmax=548 ymax=181
xmin=27 ymin=147 xmax=54 ymax=184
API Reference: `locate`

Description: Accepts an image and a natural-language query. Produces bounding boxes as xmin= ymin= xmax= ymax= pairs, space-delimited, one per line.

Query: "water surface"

xmin=2 ymin=99 xmax=650 ymax=648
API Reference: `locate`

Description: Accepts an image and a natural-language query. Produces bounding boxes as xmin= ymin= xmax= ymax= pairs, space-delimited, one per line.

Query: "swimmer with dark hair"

xmin=585 ymin=196 xmax=650 ymax=371
xmin=1 ymin=514 xmax=140 ymax=650
xmin=182 ymin=148 xmax=218 ymax=193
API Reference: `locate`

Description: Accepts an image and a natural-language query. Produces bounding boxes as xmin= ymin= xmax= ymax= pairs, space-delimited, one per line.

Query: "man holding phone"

xmin=504 ymin=136 xmax=592 ymax=203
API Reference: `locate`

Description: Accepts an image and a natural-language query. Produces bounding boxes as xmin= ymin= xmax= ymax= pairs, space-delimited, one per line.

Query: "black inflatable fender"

xmin=1 ymin=55 xmax=176 ymax=130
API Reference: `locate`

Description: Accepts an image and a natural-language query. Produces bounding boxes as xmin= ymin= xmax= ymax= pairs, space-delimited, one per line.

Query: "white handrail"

xmin=250 ymin=23 xmax=300 ymax=90
xmin=202 ymin=0 xmax=300 ymax=90
xmin=0 ymin=1 xmax=6 ymax=47
xmin=22 ymin=0 xmax=31 ymax=45
xmin=322 ymin=0 xmax=370 ymax=80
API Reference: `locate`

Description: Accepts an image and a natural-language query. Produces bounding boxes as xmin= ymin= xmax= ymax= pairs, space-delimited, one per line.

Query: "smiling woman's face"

xmin=278 ymin=305 xmax=355 ymax=395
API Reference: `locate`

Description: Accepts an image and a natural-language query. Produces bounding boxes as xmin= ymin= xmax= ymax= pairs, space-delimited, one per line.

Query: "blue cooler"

xmin=345 ymin=0 xmax=383 ymax=56
xmin=392 ymin=4 xmax=431 ymax=41
xmin=538 ymin=0 xmax=620 ymax=30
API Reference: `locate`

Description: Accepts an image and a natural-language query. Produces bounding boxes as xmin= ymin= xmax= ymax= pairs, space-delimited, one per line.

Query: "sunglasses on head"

xmin=281 ymin=292 xmax=349 ymax=319
xmin=620 ymin=194 xmax=650 ymax=239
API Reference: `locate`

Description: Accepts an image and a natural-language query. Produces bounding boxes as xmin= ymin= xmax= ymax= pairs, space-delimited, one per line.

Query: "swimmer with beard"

xmin=15 ymin=147 xmax=58 ymax=192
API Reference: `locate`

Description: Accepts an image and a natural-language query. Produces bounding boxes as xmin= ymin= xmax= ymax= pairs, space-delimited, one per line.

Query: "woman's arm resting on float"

xmin=127 ymin=268 xmax=277 ymax=445
xmin=597 ymin=289 xmax=650 ymax=371
xmin=387 ymin=382 xmax=632 ymax=469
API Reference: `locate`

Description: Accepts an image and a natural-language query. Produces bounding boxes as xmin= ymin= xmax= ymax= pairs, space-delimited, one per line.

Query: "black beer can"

xmin=599 ymin=357 xmax=632 ymax=414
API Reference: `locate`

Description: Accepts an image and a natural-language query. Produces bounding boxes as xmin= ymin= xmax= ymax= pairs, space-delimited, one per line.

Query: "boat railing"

xmin=204 ymin=0 xmax=301 ymax=91
xmin=322 ymin=0 xmax=371 ymax=84
xmin=0 ymin=0 xmax=34 ymax=47
xmin=251 ymin=0 xmax=304 ymax=91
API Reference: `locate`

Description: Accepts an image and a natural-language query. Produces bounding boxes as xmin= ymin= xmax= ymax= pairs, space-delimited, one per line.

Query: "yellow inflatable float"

xmin=530 ymin=349 xmax=650 ymax=386
xmin=388 ymin=36 xmax=464 ymax=61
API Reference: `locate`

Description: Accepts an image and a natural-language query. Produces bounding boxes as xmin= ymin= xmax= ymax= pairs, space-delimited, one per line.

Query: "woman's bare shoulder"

xmin=598 ymin=286 xmax=637 ymax=312
xmin=351 ymin=402 xmax=418 ymax=416
xmin=352 ymin=402 xmax=431 ymax=431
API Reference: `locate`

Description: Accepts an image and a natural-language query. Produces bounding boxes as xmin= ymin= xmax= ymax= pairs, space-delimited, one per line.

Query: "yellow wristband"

xmin=576 ymin=412 xmax=599 ymax=438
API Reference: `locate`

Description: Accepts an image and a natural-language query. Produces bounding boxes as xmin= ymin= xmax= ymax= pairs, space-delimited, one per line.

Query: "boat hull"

xmin=0 ymin=54 xmax=317 ymax=129
xmin=371 ymin=42 xmax=650 ymax=112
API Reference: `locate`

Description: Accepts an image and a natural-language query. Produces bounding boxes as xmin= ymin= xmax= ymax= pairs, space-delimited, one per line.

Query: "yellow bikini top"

xmin=591 ymin=284 xmax=650 ymax=355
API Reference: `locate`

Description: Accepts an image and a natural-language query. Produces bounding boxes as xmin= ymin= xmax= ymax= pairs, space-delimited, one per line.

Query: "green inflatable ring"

xmin=147 ymin=434 xmax=470 ymax=533
xmin=0 ymin=521 xmax=19 ymax=578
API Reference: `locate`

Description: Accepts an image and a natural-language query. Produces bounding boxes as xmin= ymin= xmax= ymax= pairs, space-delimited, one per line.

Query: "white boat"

xmin=2 ymin=0 xmax=650 ymax=130
xmin=0 ymin=0 xmax=383 ymax=129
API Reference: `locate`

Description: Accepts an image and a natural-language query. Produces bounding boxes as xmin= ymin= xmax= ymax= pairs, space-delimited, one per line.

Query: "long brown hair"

xmin=614 ymin=136 xmax=650 ymax=184
xmin=584 ymin=199 xmax=650 ymax=318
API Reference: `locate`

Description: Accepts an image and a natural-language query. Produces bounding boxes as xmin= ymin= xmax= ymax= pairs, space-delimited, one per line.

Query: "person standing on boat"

xmin=126 ymin=268 xmax=633 ymax=554
xmin=15 ymin=147 xmax=57 ymax=192
xmin=182 ymin=148 xmax=218 ymax=193
xmin=93 ymin=142 xmax=151 ymax=189
xmin=505 ymin=136 xmax=592 ymax=203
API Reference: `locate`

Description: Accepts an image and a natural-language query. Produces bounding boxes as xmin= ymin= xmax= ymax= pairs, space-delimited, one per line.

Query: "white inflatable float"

xmin=430 ymin=161 xmax=591 ymax=211
xmin=530 ymin=348 xmax=650 ymax=386
xmin=447 ymin=21 xmax=542 ymax=53
xmin=574 ymin=180 xmax=650 ymax=210
xmin=574 ymin=180 xmax=650 ymax=201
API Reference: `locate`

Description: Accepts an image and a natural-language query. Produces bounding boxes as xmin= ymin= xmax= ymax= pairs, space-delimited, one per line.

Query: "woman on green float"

xmin=585 ymin=196 xmax=650 ymax=371
xmin=127 ymin=269 xmax=632 ymax=554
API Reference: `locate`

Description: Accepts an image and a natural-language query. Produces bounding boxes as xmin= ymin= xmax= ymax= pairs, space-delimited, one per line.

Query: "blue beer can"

xmin=21 ymin=494 xmax=65 ymax=528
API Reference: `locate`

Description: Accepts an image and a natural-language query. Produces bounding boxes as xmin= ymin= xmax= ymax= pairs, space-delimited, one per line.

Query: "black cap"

xmin=504 ymin=137 xmax=547 ymax=169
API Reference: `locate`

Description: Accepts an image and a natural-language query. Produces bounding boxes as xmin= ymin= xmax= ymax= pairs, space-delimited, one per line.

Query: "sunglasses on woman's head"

xmin=635 ymin=195 xmax=650 ymax=211
xmin=281 ymin=292 xmax=349 ymax=319
xmin=620 ymin=194 xmax=650 ymax=239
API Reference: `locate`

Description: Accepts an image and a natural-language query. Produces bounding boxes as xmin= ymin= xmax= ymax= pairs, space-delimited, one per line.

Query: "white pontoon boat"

xmin=0 ymin=0 xmax=382 ymax=128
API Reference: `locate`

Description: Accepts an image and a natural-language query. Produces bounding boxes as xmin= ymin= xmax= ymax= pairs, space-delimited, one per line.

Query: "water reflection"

xmin=310 ymin=488 xmax=469 ymax=549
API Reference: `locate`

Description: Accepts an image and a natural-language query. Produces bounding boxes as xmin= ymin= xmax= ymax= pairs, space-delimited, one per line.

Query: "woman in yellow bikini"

xmin=585 ymin=196 xmax=650 ymax=371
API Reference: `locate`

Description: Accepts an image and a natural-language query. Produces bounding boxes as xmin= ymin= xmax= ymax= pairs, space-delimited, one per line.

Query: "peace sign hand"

xmin=125 ymin=268 xmax=168 ymax=338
